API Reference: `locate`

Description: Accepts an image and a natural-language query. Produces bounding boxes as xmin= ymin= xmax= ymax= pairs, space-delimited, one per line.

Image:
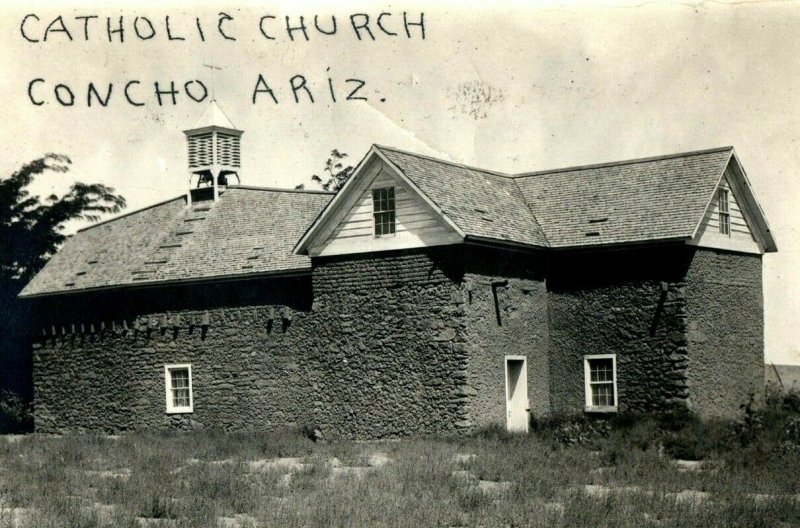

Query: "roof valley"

xmin=510 ymin=178 xmax=551 ymax=247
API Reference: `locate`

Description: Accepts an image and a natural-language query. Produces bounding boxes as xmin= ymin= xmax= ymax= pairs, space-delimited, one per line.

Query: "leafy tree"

xmin=1 ymin=153 xmax=126 ymax=284
xmin=0 ymin=154 xmax=125 ymax=432
xmin=296 ymin=149 xmax=354 ymax=192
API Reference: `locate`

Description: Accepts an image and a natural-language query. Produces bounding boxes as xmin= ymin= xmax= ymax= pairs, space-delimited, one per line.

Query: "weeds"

xmin=1 ymin=395 xmax=799 ymax=527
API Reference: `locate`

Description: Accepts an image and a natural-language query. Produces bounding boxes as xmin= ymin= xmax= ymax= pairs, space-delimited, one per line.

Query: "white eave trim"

xmin=728 ymin=149 xmax=778 ymax=252
xmin=293 ymin=147 xmax=378 ymax=255
xmin=689 ymin=149 xmax=732 ymax=242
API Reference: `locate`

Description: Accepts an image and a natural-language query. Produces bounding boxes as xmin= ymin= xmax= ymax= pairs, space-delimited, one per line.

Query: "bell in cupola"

xmin=183 ymin=100 xmax=243 ymax=203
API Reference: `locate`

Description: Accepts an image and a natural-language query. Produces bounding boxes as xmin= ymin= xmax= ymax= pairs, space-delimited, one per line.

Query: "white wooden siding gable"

xmin=305 ymin=153 xmax=462 ymax=257
xmin=689 ymin=154 xmax=773 ymax=254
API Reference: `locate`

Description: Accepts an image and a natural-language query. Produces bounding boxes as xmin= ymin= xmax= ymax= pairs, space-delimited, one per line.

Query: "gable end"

xmin=688 ymin=152 xmax=777 ymax=254
xmin=296 ymin=149 xmax=463 ymax=258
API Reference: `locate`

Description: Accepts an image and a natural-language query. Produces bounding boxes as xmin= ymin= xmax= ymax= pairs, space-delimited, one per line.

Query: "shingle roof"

xmin=21 ymin=144 xmax=768 ymax=299
xmin=19 ymin=187 xmax=333 ymax=298
xmin=376 ymin=146 xmax=549 ymax=247
xmin=513 ymin=147 xmax=734 ymax=248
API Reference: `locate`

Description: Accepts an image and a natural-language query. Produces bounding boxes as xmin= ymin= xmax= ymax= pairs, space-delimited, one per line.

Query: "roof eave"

xmin=183 ymin=126 xmax=244 ymax=137
xmin=18 ymin=268 xmax=311 ymax=300
xmin=549 ymin=236 xmax=692 ymax=253
xmin=463 ymin=235 xmax=548 ymax=252
xmin=728 ymin=149 xmax=778 ymax=252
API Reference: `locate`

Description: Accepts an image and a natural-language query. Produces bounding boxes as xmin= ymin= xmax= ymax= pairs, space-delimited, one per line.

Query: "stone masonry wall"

xmin=462 ymin=247 xmax=549 ymax=429
xmin=32 ymin=277 xmax=317 ymax=434
xmin=547 ymin=247 xmax=692 ymax=415
xmin=684 ymin=248 xmax=764 ymax=417
xmin=29 ymin=244 xmax=764 ymax=435
xmin=32 ymin=247 xmax=471 ymax=438
xmin=308 ymin=247 xmax=469 ymax=438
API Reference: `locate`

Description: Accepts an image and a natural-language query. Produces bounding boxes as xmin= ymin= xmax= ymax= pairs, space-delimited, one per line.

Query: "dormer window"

xmin=372 ymin=187 xmax=396 ymax=236
xmin=718 ymin=188 xmax=730 ymax=235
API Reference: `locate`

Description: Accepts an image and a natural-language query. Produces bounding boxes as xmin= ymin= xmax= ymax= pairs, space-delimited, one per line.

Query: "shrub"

xmin=606 ymin=414 xmax=661 ymax=452
xmin=786 ymin=416 xmax=800 ymax=443
xmin=779 ymin=416 xmax=800 ymax=457
xmin=533 ymin=414 xmax=610 ymax=447
xmin=301 ymin=424 xmax=322 ymax=442
xmin=537 ymin=407 xmax=737 ymax=461
xmin=0 ymin=389 xmax=33 ymax=433
xmin=765 ymin=383 xmax=785 ymax=409
xmin=730 ymin=393 xmax=763 ymax=448
xmin=662 ymin=429 xmax=704 ymax=460
xmin=782 ymin=390 xmax=800 ymax=414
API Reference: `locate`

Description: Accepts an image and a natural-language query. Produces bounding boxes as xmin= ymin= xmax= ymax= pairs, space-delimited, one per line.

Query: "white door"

xmin=505 ymin=356 xmax=529 ymax=432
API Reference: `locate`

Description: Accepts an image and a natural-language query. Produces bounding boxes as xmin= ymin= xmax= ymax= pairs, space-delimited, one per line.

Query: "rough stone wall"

xmin=462 ymin=247 xmax=549 ymax=428
xmin=29 ymin=243 xmax=765 ymax=434
xmin=547 ymin=247 xmax=692 ymax=415
xmin=684 ymin=248 xmax=764 ymax=417
xmin=31 ymin=277 xmax=317 ymax=434
xmin=308 ymin=247 xmax=469 ymax=438
xmin=31 ymin=247 xmax=471 ymax=438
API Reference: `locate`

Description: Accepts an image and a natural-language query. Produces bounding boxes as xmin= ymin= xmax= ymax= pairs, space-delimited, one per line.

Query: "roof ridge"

xmin=513 ymin=146 xmax=734 ymax=178
xmin=77 ymin=195 xmax=187 ymax=233
xmin=374 ymin=144 xmax=515 ymax=179
xmin=227 ymin=185 xmax=336 ymax=195
xmin=78 ymin=186 xmax=333 ymax=234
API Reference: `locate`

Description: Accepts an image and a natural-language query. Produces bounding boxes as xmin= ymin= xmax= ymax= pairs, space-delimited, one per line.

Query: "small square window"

xmin=372 ymin=187 xmax=396 ymax=237
xmin=164 ymin=364 xmax=193 ymax=414
xmin=584 ymin=355 xmax=617 ymax=412
xmin=718 ymin=188 xmax=730 ymax=236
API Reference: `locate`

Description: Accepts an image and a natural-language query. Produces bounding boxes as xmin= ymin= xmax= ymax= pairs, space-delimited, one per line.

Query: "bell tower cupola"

xmin=183 ymin=100 xmax=243 ymax=203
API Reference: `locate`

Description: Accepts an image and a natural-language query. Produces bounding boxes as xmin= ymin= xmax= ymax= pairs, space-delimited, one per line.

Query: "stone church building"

xmin=19 ymin=102 xmax=777 ymax=436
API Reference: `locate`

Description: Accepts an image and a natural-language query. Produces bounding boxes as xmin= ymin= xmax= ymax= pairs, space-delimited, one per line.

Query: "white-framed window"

xmin=584 ymin=354 xmax=618 ymax=412
xmin=164 ymin=364 xmax=193 ymax=414
xmin=718 ymin=188 xmax=730 ymax=236
xmin=372 ymin=187 xmax=396 ymax=236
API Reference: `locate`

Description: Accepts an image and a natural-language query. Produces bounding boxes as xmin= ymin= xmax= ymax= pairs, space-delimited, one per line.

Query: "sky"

xmin=1 ymin=0 xmax=798 ymax=364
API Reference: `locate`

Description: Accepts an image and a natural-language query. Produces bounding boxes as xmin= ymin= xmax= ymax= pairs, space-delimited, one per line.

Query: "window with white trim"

xmin=372 ymin=187 xmax=396 ymax=236
xmin=584 ymin=355 xmax=617 ymax=412
xmin=164 ymin=364 xmax=193 ymax=414
xmin=718 ymin=188 xmax=730 ymax=236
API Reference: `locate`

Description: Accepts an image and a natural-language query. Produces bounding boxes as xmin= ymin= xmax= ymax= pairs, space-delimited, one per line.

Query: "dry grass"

xmin=0 ymin=415 xmax=799 ymax=528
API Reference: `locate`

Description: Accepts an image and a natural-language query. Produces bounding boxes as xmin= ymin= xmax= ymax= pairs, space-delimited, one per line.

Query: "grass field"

xmin=1 ymin=406 xmax=800 ymax=527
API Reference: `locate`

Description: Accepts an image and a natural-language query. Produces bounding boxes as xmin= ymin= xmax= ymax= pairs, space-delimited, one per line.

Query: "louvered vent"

xmin=216 ymin=133 xmax=241 ymax=168
xmin=187 ymin=133 xmax=213 ymax=168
